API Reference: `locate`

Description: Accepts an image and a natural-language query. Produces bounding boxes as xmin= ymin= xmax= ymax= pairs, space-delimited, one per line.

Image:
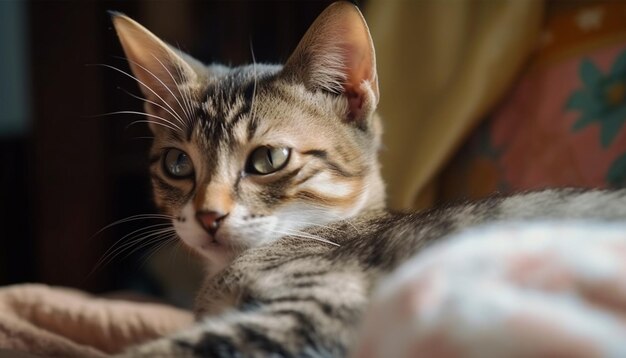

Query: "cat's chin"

xmin=187 ymin=236 xmax=240 ymax=274
xmin=188 ymin=233 xmax=234 ymax=256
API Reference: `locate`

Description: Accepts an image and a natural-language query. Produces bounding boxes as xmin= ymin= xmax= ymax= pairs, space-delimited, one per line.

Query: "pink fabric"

xmin=352 ymin=222 xmax=626 ymax=358
xmin=492 ymin=43 xmax=626 ymax=189
xmin=441 ymin=2 xmax=626 ymax=200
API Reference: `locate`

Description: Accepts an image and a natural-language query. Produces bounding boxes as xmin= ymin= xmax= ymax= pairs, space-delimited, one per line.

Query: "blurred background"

xmin=2 ymin=0 xmax=626 ymax=308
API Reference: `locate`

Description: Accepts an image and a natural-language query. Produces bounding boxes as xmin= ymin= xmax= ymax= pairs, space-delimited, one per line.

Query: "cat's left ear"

xmin=110 ymin=12 xmax=200 ymax=133
xmin=282 ymin=2 xmax=378 ymax=125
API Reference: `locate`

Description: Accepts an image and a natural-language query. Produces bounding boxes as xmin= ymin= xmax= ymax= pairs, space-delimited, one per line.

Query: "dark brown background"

xmin=0 ymin=0 xmax=360 ymax=302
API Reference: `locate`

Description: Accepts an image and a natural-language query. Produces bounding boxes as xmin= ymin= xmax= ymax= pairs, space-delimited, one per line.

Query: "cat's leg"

xmin=119 ymin=259 xmax=369 ymax=357
xmin=119 ymin=310 xmax=341 ymax=357
xmin=119 ymin=291 xmax=367 ymax=357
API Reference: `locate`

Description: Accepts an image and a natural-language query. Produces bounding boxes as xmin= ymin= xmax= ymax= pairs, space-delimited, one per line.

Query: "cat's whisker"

xmin=91 ymin=110 xmax=183 ymax=132
xmin=179 ymin=79 xmax=195 ymax=128
xmin=91 ymin=213 xmax=174 ymax=240
xmin=109 ymin=222 xmax=174 ymax=249
xmin=151 ymin=54 xmax=195 ymax=125
xmin=286 ymin=220 xmax=347 ymax=233
xmin=295 ymin=201 xmax=366 ymax=234
xmin=170 ymin=239 xmax=182 ymax=267
xmin=109 ymin=58 xmax=189 ymax=129
xmin=91 ymin=224 xmax=175 ymax=272
xmin=127 ymin=119 xmax=178 ymax=133
xmin=117 ymin=86 xmax=187 ymax=128
xmin=104 ymin=229 xmax=174 ymax=272
xmin=185 ymin=239 xmax=193 ymax=263
xmin=152 ymin=54 xmax=191 ymax=126
xmin=91 ymin=227 xmax=177 ymax=275
xmin=177 ymin=74 xmax=194 ymax=128
xmin=122 ymin=110 xmax=184 ymax=131
xmin=249 ymin=40 xmax=259 ymax=124
xmin=138 ymin=233 xmax=178 ymax=269
xmin=270 ymin=229 xmax=340 ymax=247
xmin=89 ymin=63 xmax=187 ymax=129
xmin=346 ymin=219 xmax=361 ymax=234
xmin=172 ymin=42 xmax=197 ymax=125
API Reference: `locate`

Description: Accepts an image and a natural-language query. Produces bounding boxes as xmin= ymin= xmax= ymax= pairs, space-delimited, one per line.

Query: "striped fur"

xmin=112 ymin=2 xmax=383 ymax=275
xmin=123 ymin=189 xmax=626 ymax=357
xmin=111 ymin=3 xmax=626 ymax=357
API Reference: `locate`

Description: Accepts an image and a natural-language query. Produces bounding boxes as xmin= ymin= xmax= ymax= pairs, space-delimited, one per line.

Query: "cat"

xmin=110 ymin=2 xmax=626 ymax=357
xmin=110 ymin=1 xmax=384 ymax=278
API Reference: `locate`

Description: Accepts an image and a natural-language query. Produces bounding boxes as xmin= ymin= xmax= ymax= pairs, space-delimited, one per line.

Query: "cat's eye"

xmin=163 ymin=148 xmax=194 ymax=178
xmin=246 ymin=146 xmax=291 ymax=175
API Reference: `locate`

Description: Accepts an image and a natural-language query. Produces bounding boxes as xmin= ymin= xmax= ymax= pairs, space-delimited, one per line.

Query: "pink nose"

xmin=195 ymin=211 xmax=228 ymax=236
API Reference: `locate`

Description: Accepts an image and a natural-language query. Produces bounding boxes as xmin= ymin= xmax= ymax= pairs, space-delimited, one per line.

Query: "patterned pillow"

xmin=441 ymin=2 xmax=626 ymax=200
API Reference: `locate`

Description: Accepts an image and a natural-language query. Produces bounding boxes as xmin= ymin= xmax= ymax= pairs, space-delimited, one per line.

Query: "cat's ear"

xmin=283 ymin=2 xmax=378 ymax=124
xmin=111 ymin=12 xmax=198 ymax=132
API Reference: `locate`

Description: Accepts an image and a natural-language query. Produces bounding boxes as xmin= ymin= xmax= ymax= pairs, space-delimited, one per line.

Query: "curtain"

xmin=365 ymin=0 xmax=544 ymax=210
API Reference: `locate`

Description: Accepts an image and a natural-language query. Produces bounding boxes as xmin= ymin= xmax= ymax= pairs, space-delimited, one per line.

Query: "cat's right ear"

xmin=282 ymin=2 xmax=378 ymax=127
xmin=110 ymin=12 xmax=197 ymax=133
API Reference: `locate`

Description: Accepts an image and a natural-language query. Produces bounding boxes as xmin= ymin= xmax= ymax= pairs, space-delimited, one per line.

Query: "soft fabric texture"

xmin=365 ymin=0 xmax=543 ymax=210
xmin=0 ymin=284 xmax=193 ymax=357
xmin=441 ymin=1 xmax=626 ymax=202
xmin=352 ymin=221 xmax=626 ymax=358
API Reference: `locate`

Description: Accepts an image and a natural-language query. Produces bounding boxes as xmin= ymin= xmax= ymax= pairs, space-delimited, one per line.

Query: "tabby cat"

xmin=111 ymin=2 xmax=626 ymax=356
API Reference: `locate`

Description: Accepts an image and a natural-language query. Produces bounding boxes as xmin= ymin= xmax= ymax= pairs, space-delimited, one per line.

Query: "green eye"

xmin=163 ymin=148 xmax=194 ymax=178
xmin=246 ymin=146 xmax=291 ymax=175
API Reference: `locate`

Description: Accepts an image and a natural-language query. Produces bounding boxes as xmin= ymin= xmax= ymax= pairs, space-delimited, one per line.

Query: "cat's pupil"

xmin=246 ymin=146 xmax=290 ymax=175
xmin=266 ymin=150 xmax=273 ymax=166
xmin=164 ymin=148 xmax=193 ymax=178
xmin=173 ymin=154 xmax=187 ymax=173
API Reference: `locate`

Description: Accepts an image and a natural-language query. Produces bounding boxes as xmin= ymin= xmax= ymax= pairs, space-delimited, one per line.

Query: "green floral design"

xmin=566 ymin=50 xmax=626 ymax=148
xmin=607 ymin=152 xmax=626 ymax=187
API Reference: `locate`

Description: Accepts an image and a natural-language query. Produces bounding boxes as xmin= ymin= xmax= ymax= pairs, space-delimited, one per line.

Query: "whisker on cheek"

xmin=89 ymin=225 xmax=176 ymax=275
xmin=91 ymin=214 xmax=174 ymax=240
xmin=267 ymin=228 xmax=340 ymax=247
xmin=138 ymin=233 xmax=179 ymax=269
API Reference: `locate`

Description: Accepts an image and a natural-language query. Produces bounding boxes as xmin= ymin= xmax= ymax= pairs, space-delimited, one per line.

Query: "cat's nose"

xmin=195 ymin=210 xmax=228 ymax=236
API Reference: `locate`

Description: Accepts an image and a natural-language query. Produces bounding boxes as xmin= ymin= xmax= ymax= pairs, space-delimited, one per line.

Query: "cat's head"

xmin=112 ymin=2 xmax=384 ymax=273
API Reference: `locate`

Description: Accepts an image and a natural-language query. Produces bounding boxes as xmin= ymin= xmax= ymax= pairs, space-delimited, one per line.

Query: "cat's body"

xmin=109 ymin=2 xmax=626 ymax=357
xmin=126 ymin=189 xmax=626 ymax=357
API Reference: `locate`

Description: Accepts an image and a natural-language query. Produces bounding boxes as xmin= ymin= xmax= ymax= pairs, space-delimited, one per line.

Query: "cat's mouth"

xmin=173 ymin=226 xmax=233 ymax=257
xmin=199 ymin=232 xmax=234 ymax=251
xmin=203 ymin=236 xmax=223 ymax=248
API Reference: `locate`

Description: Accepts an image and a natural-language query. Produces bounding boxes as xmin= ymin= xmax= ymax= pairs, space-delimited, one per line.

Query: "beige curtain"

xmin=365 ymin=0 xmax=544 ymax=210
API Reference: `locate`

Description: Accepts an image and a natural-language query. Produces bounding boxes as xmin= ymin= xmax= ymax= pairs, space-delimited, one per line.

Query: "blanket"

xmin=0 ymin=284 xmax=193 ymax=357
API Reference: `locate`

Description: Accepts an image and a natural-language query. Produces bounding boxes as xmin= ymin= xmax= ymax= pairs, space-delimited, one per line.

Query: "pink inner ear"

xmin=341 ymin=40 xmax=376 ymax=122
xmin=283 ymin=2 xmax=378 ymax=122
xmin=346 ymin=88 xmax=364 ymax=122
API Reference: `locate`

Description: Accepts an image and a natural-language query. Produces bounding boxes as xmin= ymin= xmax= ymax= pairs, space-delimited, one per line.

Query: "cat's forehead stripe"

xmin=199 ymin=82 xmax=253 ymax=123
xmin=192 ymin=67 xmax=280 ymax=147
